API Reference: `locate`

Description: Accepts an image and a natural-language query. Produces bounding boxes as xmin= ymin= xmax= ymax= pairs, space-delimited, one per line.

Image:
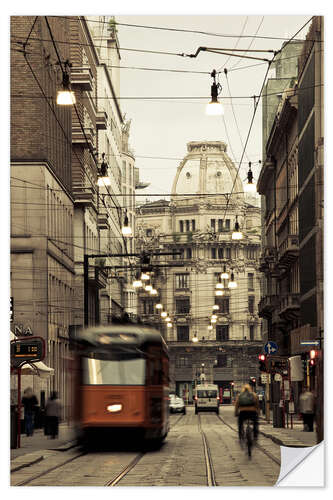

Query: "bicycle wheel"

xmin=246 ymin=422 xmax=253 ymax=458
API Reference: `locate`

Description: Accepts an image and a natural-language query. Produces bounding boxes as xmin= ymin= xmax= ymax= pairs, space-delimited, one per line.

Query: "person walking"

xmin=21 ymin=387 xmax=38 ymax=436
xmin=235 ymin=384 xmax=260 ymax=441
xmin=299 ymin=389 xmax=316 ymax=432
xmin=45 ymin=392 xmax=62 ymax=439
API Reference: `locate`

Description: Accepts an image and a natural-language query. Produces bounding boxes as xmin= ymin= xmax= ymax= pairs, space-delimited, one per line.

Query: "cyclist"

xmin=234 ymin=384 xmax=259 ymax=442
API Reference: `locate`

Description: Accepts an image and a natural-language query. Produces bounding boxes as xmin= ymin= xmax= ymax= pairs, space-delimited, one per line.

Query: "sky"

xmin=114 ymin=14 xmax=312 ymax=200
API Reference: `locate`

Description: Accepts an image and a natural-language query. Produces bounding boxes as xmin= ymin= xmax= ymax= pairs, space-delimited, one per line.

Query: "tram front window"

xmin=82 ymin=354 xmax=145 ymax=385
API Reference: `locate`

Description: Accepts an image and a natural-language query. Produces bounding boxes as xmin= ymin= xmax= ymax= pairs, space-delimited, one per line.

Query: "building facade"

xmin=136 ymin=141 xmax=263 ymax=400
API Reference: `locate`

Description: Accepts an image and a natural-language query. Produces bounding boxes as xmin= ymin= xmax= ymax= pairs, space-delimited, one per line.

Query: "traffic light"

xmin=258 ymin=354 xmax=266 ymax=371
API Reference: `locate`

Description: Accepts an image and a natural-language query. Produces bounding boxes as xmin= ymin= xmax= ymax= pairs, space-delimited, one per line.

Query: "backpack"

xmin=238 ymin=391 xmax=255 ymax=407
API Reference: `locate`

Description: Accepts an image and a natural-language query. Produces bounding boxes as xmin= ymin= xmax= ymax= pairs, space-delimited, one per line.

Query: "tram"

xmin=70 ymin=323 xmax=169 ymax=446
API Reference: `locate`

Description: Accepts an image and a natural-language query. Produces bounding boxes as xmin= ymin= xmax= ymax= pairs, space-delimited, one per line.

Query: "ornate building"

xmin=136 ymin=141 xmax=263 ymax=400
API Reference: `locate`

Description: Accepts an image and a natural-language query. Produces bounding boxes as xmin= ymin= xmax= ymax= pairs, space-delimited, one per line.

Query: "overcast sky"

xmin=114 ymin=15 xmax=311 ymax=200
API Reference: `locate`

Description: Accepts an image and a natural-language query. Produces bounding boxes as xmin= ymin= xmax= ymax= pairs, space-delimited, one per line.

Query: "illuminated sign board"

xmin=10 ymin=337 xmax=45 ymax=368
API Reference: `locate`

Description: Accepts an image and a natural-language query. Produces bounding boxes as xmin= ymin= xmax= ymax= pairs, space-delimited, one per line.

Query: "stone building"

xmin=136 ymin=141 xmax=263 ymax=400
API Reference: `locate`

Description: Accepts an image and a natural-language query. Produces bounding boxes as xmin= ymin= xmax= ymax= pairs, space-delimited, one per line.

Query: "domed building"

xmin=136 ymin=141 xmax=263 ymax=400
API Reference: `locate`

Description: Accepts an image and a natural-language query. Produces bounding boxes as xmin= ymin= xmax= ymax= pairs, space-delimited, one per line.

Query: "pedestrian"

xmin=235 ymin=384 xmax=260 ymax=441
xmin=21 ymin=387 xmax=38 ymax=436
xmin=299 ymin=389 xmax=315 ymax=432
xmin=45 ymin=391 xmax=62 ymax=439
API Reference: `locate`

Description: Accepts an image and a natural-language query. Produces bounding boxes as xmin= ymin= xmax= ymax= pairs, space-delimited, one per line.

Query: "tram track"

xmin=217 ymin=414 xmax=281 ymax=466
xmin=197 ymin=414 xmax=217 ymax=486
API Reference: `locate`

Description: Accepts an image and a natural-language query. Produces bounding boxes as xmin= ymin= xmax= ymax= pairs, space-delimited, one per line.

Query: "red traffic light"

xmin=310 ymin=359 xmax=315 ymax=366
xmin=310 ymin=350 xmax=317 ymax=359
xmin=258 ymin=354 xmax=266 ymax=361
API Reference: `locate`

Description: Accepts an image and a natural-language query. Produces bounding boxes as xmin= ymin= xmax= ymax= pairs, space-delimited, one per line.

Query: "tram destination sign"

xmin=11 ymin=336 xmax=45 ymax=368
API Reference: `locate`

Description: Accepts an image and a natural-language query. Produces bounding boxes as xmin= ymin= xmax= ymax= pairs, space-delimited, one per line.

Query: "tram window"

xmin=82 ymin=356 xmax=145 ymax=385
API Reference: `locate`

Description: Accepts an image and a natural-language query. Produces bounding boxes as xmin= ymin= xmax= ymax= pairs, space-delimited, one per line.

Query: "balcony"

xmin=88 ymin=266 xmax=108 ymax=289
xmin=72 ymin=186 xmax=97 ymax=209
xmin=70 ymin=67 xmax=93 ymax=91
xmin=278 ymin=235 xmax=299 ymax=268
xmin=98 ymin=207 xmax=109 ymax=230
xmin=258 ymin=294 xmax=279 ymax=319
xmin=278 ymin=293 xmax=300 ymax=322
xmin=96 ymin=111 xmax=108 ymax=130
xmin=72 ymin=126 xmax=95 ymax=149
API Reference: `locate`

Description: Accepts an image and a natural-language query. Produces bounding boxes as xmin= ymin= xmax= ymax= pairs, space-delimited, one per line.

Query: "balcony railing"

xmin=70 ymin=67 xmax=94 ymax=91
xmin=278 ymin=234 xmax=299 ymax=267
xmin=278 ymin=293 xmax=300 ymax=321
xmin=258 ymin=295 xmax=279 ymax=318
xmin=72 ymin=186 xmax=97 ymax=209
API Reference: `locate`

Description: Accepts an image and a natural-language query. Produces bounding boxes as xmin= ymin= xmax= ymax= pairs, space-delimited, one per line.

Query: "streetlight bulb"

xmin=57 ymin=90 xmax=76 ymax=105
xmin=221 ymin=266 xmax=229 ymax=280
xmin=244 ymin=181 xmax=257 ymax=193
xmin=232 ymin=217 xmax=243 ymax=240
xmin=215 ymin=289 xmax=224 ymax=296
xmin=145 ymin=284 xmax=152 ymax=292
xmin=212 ymin=305 xmax=219 ymax=311
xmin=122 ymin=214 xmax=132 ymax=236
xmin=141 ymin=272 xmax=150 ymax=281
xmin=208 ymin=325 xmax=213 ymax=331
xmin=228 ymin=273 xmax=237 ymax=289
xmin=132 ymin=278 xmax=142 ymax=288
xmin=167 ymin=322 xmax=172 ymax=328
xmin=150 ymin=288 xmax=158 ymax=296
xmin=161 ymin=311 xmax=167 ymax=318
xmin=192 ymin=335 xmax=199 ymax=343
xmin=156 ymin=303 xmax=163 ymax=309
xmin=206 ymin=101 xmax=224 ymax=116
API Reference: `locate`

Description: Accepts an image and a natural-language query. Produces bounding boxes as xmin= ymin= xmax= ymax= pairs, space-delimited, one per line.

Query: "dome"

xmin=171 ymin=141 xmax=244 ymax=203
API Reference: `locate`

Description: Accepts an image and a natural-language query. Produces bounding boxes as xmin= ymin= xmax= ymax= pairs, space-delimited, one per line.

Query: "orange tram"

xmin=71 ymin=323 xmax=170 ymax=446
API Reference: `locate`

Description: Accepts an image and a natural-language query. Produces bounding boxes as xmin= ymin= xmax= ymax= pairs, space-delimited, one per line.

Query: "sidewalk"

xmin=258 ymin=416 xmax=318 ymax=448
xmin=10 ymin=423 xmax=77 ymax=473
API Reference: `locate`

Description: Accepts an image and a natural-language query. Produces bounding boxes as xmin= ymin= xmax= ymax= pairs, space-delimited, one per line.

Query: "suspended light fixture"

xmin=155 ymin=303 xmax=163 ymax=309
xmin=232 ymin=215 xmax=243 ymax=240
xmin=215 ymin=289 xmax=224 ymax=296
xmin=208 ymin=325 xmax=213 ymax=331
xmin=57 ymin=68 xmax=76 ymax=105
xmin=140 ymin=271 xmax=150 ymax=281
xmin=216 ymin=276 xmax=224 ymax=289
xmin=211 ymin=317 xmax=217 ymax=323
xmin=165 ymin=316 xmax=171 ymax=322
xmin=228 ymin=271 xmax=237 ymax=289
xmin=97 ymin=153 xmax=111 ymax=186
xmin=212 ymin=304 xmax=220 ymax=311
xmin=150 ymin=288 xmax=158 ymax=296
xmin=244 ymin=162 xmax=257 ymax=193
xmin=211 ymin=314 xmax=218 ymax=320
xmin=206 ymin=69 xmax=224 ymax=116
xmin=132 ymin=272 xmax=143 ymax=288
xmin=221 ymin=265 xmax=229 ymax=280
xmin=121 ymin=210 xmax=132 ymax=237
xmin=192 ymin=334 xmax=199 ymax=343
xmin=145 ymin=283 xmax=153 ymax=292
xmin=161 ymin=311 xmax=168 ymax=318
xmin=167 ymin=322 xmax=172 ymax=328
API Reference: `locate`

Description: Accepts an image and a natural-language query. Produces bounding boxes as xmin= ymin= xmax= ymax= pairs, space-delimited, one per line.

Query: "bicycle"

xmin=240 ymin=418 xmax=254 ymax=458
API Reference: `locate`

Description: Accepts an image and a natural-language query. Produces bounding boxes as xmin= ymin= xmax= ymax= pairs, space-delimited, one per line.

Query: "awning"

xmin=10 ymin=332 xmax=54 ymax=378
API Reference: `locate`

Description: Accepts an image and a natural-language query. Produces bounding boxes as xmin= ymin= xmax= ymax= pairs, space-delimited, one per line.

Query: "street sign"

xmin=10 ymin=336 xmax=45 ymax=368
xmin=264 ymin=341 xmax=278 ymax=355
xmin=300 ymin=340 xmax=320 ymax=346
xmin=261 ymin=373 xmax=269 ymax=384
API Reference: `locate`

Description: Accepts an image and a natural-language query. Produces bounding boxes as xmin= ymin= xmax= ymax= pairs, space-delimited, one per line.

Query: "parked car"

xmin=169 ymin=394 xmax=186 ymax=414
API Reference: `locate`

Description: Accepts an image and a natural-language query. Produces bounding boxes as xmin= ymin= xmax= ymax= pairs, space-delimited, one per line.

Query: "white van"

xmin=194 ymin=384 xmax=219 ymax=414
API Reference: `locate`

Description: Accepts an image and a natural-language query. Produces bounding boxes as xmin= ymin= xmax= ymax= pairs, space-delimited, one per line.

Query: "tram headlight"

xmin=106 ymin=404 xmax=122 ymax=413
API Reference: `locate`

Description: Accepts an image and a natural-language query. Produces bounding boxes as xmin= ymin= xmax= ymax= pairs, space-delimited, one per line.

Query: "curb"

xmin=259 ymin=429 xmax=311 ymax=448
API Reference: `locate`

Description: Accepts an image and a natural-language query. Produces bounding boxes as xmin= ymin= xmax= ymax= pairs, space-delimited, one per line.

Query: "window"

xmin=142 ymin=298 xmax=155 ymax=315
xmin=179 ymin=220 xmax=184 ymax=233
xmin=248 ymin=296 xmax=255 ymax=314
xmin=218 ymin=219 xmax=223 ymax=232
xmin=225 ymin=247 xmax=231 ymax=259
xmin=210 ymin=219 xmax=216 ymax=231
xmin=249 ymin=325 xmax=255 ymax=340
xmin=216 ymin=352 xmax=227 ymax=365
xmin=191 ymin=219 xmax=196 ymax=231
xmin=185 ymin=220 xmax=190 ymax=232
xmin=146 ymin=228 xmax=152 ymax=237
xmin=175 ymin=273 xmax=189 ymax=290
xmin=211 ymin=247 xmax=217 ymax=259
xmin=186 ymin=248 xmax=192 ymax=259
xmin=225 ymin=219 xmax=230 ymax=230
xmin=218 ymin=247 xmax=224 ymax=259
xmin=248 ymin=273 xmax=254 ymax=291
xmin=82 ymin=356 xmax=145 ymax=385
xmin=216 ymin=326 xmax=229 ymax=341
xmin=177 ymin=325 xmax=189 ymax=341
xmin=215 ymin=297 xmax=229 ymax=314
xmin=176 ymin=355 xmax=191 ymax=368
xmin=247 ymin=247 xmax=256 ymax=260
xmin=176 ymin=297 xmax=190 ymax=314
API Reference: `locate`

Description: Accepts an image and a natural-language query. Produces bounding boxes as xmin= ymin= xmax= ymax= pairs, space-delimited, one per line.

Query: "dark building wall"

xmin=11 ymin=16 xmax=72 ymax=192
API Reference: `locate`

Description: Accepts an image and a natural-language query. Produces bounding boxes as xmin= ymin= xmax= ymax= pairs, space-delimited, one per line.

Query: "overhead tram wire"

xmin=219 ymin=14 xmax=316 ymax=226
xmin=226 ymin=16 xmax=265 ymax=72
xmin=47 ymin=15 xmax=320 ymax=43
xmin=215 ymin=16 xmax=249 ymax=71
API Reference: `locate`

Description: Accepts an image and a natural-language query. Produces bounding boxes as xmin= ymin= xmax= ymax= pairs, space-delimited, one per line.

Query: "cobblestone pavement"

xmin=11 ymin=409 xmax=281 ymax=487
